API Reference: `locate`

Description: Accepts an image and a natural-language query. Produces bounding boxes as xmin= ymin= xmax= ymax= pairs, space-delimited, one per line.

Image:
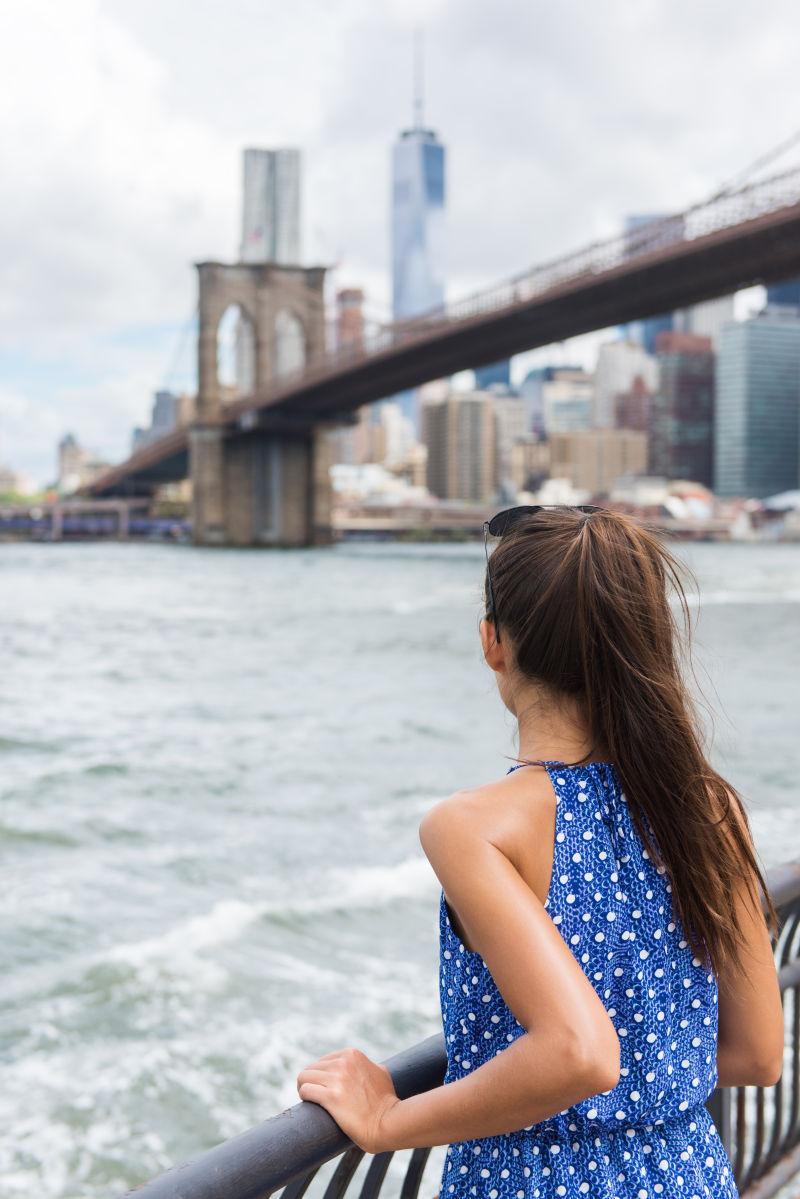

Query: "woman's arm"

xmin=380 ymin=794 xmax=620 ymax=1148
xmin=298 ymin=790 xmax=620 ymax=1152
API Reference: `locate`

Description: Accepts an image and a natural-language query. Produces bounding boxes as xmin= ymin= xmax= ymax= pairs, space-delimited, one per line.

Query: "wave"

xmin=105 ymin=857 xmax=436 ymax=972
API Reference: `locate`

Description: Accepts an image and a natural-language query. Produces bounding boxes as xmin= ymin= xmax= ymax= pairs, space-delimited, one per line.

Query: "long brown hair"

xmin=486 ymin=505 xmax=778 ymax=975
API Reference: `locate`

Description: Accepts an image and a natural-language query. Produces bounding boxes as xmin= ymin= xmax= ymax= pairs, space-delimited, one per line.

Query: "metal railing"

xmin=707 ymin=862 xmax=800 ymax=1198
xmin=124 ymin=861 xmax=800 ymax=1199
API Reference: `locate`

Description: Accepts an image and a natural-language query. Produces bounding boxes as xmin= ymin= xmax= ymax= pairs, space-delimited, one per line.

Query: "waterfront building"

xmin=519 ymin=365 xmax=582 ymax=437
xmin=491 ymin=388 xmax=527 ymax=497
xmin=56 ymin=433 xmax=110 ymax=495
xmin=715 ymin=308 xmax=800 ymax=497
xmin=58 ymin=433 xmax=86 ymax=491
xmin=549 ymin=428 xmax=648 ymax=495
xmin=593 ymin=340 xmax=658 ymax=428
xmin=422 ymin=390 xmax=494 ymax=503
xmin=0 ymin=464 xmax=34 ymax=496
xmin=541 ymin=368 xmax=594 ymax=434
xmin=650 ymin=332 xmax=715 ymax=488
xmin=510 ymin=438 xmax=551 ymax=495
xmin=614 ymin=375 xmax=652 ymax=433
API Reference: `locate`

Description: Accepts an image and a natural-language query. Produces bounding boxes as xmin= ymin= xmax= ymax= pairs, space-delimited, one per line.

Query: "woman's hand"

xmin=296 ymin=1046 xmax=401 ymax=1154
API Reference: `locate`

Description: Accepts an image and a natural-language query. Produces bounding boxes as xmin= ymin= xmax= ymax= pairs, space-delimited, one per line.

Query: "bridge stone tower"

xmin=190 ymin=261 xmax=334 ymax=547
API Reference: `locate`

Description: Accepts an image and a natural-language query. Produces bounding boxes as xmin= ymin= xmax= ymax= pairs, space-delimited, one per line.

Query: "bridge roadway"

xmin=87 ymin=167 xmax=800 ymax=501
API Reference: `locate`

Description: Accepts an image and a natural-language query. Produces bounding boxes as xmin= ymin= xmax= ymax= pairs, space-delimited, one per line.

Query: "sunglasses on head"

xmin=483 ymin=504 xmax=604 ymax=639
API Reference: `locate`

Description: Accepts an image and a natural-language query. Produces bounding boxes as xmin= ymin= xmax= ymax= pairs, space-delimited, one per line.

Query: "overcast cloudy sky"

xmin=2 ymin=0 xmax=799 ymax=483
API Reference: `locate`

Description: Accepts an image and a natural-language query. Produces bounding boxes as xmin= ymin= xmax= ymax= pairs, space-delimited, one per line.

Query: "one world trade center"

xmin=390 ymin=58 xmax=446 ymax=430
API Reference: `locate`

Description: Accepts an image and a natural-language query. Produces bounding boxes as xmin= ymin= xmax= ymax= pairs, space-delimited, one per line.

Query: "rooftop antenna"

xmin=413 ymin=28 xmax=424 ymax=129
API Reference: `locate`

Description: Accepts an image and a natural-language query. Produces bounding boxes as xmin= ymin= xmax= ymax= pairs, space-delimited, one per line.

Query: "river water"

xmin=1 ymin=540 xmax=799 ymax=1197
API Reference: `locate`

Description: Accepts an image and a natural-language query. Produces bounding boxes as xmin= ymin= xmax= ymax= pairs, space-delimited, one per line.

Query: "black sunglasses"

xmin=483 ymin=504 xmax=604 ymax=639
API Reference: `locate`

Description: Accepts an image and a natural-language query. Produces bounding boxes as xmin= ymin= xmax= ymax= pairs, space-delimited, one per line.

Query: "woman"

xmin=297 ymin=506 xmax=784 ymax=1198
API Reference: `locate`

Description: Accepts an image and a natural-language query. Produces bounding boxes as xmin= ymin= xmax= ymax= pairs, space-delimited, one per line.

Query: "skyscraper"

xmin=236 ymin=148 xmax=302 ymax=393
xmin=391 ymin=134 xmax=445 ymax=321
xmin=422 ymin=391 xmax=494 ymax=502
xmin=391 ymin=43 xmax=446 ymax=427
xmin=715 ymin=309 xmax=800 ymax=497
xmin=240 ymin=148 xmax=301 ymax=264
xmin=650 ymin=332 xmax=715 ymax=487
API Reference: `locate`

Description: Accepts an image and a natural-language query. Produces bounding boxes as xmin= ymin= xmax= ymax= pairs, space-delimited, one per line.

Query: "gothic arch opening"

xmin=274 ymin=309 xmax=306 ymax=378
xmin=217 ymin=303 xmax=257 ymax=398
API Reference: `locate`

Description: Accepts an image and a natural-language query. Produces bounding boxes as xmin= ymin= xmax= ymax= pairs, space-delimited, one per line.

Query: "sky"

xmin=1 ymin=0 xmax=800 ymax=485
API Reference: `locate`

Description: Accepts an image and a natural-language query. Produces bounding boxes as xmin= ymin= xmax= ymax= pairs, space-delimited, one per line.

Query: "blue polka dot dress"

xmin=437 ymin=761 xmax=738 ymax=1199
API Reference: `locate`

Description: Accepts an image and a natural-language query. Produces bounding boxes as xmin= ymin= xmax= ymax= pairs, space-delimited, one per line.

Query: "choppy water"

xmin=1 ymin=541 xmax=799 ymax=1197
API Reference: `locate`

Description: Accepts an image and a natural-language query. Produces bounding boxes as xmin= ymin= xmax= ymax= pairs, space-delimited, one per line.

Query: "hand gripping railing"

xmin=124 ymin=861 xmax=800 ymax=1199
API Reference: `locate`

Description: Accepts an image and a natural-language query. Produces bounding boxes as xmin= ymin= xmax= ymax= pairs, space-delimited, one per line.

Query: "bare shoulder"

xmin=419 ymin=765 xmax=557 ymax=878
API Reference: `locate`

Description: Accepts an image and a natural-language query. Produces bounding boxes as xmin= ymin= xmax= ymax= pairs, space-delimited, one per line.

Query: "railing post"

xmin=706 ymin=1085 xmax=733 ymax=1156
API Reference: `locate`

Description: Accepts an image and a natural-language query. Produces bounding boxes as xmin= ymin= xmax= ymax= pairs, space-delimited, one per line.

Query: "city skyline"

xmin=1 ymin=0 xmax=798 ymax=483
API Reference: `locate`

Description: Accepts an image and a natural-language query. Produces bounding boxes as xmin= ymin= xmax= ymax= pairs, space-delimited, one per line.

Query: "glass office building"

xmin=391 ymin=127 xmax=446 ymax=427
xmin=650 ymin=332 xmax=715 ymax=487
xmin=715 ymin=310 xmax=800 ymax=497
xmin=392 ymin=129 xmax=445 ymax=318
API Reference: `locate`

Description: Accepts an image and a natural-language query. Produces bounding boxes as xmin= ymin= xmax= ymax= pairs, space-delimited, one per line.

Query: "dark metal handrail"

xmin=124 ymin=861 xmax=800 ymax=1199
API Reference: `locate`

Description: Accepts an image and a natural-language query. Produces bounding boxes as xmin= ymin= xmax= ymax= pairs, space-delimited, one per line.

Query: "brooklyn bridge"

xmin=84 ymin=166 xmax=800 ymax=546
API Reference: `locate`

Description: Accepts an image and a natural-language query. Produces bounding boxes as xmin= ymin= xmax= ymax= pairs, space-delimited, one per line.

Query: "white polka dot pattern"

xmin=437 ymin=761 xmax=738 ymax=1198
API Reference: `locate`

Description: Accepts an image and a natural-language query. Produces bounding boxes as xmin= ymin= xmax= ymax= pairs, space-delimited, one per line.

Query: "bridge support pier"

xmin=190 ymin=424 xmax=334 ymax=547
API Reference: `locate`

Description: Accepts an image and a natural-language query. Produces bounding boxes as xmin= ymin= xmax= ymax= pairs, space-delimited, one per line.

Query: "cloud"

xmin=1 ymin=0 xmax=800 ymax=481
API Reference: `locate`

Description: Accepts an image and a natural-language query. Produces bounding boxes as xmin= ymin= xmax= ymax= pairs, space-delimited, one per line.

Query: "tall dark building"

xmin=715 ymin=309 xmax=800 ymax=498
xmin=649 ymin=332 xmax=715 ymax=487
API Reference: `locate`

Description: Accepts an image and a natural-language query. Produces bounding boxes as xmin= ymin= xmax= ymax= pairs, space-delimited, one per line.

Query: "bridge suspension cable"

xmin=709 ymin=126 xmax=800 ymax=201
xmin=161 ymin=304 xmax=199 ymax=393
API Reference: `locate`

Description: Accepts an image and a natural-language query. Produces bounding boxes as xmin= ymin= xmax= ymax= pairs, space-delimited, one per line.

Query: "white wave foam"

xmin=108 ymin=899 xmax=260 ymax=967
xmin=103 ymin=857 xmax=437 ymax=981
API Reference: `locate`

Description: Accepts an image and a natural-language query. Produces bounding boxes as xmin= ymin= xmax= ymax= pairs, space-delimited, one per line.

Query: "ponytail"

xmin=487 ymin=507 xmax=778 ymax=974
